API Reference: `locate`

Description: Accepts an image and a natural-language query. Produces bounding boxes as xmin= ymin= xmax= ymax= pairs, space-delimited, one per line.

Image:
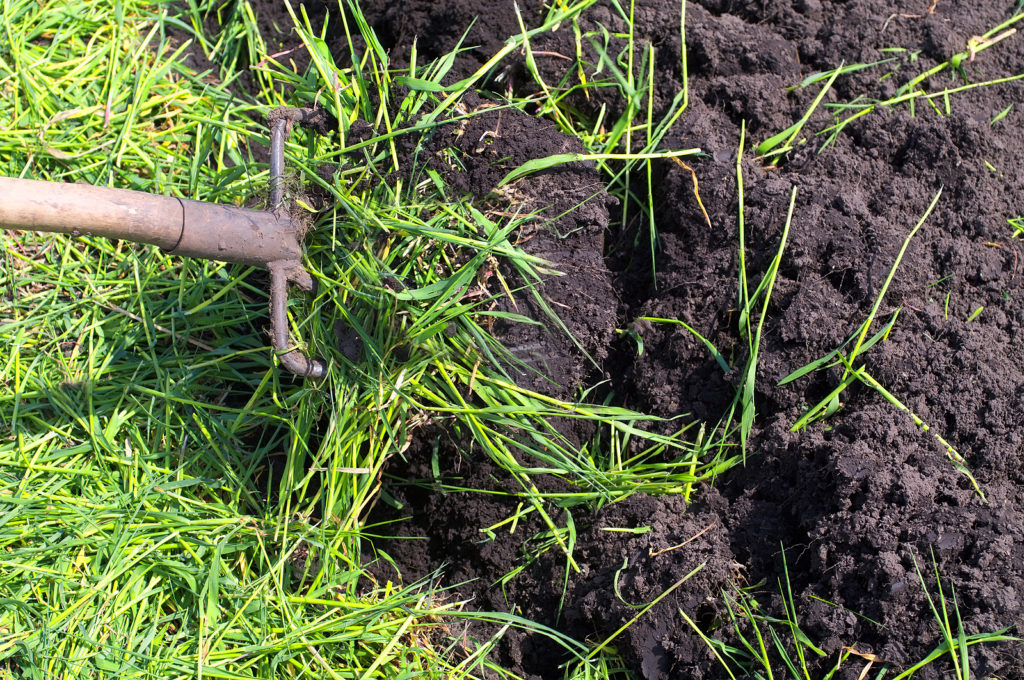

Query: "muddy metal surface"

xmin=251 ymin=0 xmax=1024 ymax=677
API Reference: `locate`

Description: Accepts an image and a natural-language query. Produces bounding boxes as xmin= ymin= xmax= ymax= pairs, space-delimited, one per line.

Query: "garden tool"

xmin=0 ymin=107 xmax=327 ymax=378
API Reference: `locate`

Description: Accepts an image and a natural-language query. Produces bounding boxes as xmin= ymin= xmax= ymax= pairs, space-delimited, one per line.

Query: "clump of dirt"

xmin=369 ymin=92 xmax=618 ymax=402
xmin=357 ymin=0 xmax=546 ymax=79
xmin=561 ymin=493 xmax=736 ymax=679
xmin=421 ymin=98 xmax=618 ymax=400
xmin=320 ymin=0 xmax=1024 ymax=678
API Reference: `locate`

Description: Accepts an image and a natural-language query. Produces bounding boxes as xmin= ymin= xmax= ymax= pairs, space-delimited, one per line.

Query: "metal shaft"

xmin=270 ymin=263 xmax=327 ymax=378
xmin=270 ymin=118 xmax=287 ymax=210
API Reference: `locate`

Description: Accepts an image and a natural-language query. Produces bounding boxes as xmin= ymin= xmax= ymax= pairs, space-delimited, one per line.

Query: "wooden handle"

xmin=0 ymin=176 xmax=183 ymax=249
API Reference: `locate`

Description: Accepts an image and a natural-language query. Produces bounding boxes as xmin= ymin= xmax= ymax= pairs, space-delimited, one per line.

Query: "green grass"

xmin=1 ymin=0 xmax=497 ymax=676
xmin=1009 ymin=215 xmax=1024 ymax=238
xmin=735 ymin=124 xmax=796 ymax=460
xmin=757 ymin=65 xmax=842 ymax=162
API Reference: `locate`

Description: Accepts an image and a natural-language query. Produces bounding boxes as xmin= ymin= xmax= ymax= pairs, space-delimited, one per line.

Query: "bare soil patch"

xmin=267 ymin=1 xmax=1024 ymax=677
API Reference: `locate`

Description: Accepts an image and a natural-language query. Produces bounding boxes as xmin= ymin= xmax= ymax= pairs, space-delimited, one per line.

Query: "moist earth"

xmin=253 ymin=0 xmax=1024 ymax=678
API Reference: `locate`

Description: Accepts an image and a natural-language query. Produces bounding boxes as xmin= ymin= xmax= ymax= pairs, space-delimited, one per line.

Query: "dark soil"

xmin=420 ymin=94 xmax=619 ymax=402
xmin=302 ymin=1 xmax=1024 ymax=678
